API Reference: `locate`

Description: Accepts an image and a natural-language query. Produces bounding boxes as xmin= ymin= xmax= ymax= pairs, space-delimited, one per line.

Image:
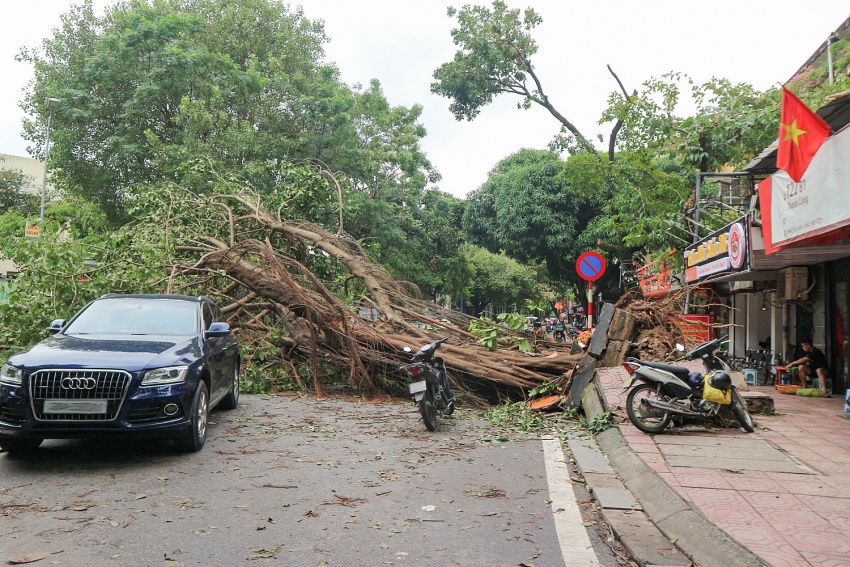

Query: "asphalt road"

xmin=1 ymin=394 xmax=627 ymax=567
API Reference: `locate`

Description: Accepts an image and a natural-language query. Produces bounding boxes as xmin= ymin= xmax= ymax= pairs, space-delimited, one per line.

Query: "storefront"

xmin=682 ymin=216 xmax=772 ymax=362
xmin=740 ymin=92 xmax=850 ymax=391
xmin=671 ymin=92 xmax=850 ymax=393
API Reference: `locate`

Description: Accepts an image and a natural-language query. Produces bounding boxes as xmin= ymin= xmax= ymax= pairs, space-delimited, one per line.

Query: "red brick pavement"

xmin=599 ymin=366 xmax=850 ymax=567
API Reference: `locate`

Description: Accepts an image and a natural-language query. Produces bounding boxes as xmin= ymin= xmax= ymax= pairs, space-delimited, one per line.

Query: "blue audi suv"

xmin=0 ymin=294 xmax=240 ymax=453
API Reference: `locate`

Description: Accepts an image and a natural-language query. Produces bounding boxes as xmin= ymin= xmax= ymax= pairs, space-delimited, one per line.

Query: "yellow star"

xmin=781 ymin=119 xmax=807 ymax=146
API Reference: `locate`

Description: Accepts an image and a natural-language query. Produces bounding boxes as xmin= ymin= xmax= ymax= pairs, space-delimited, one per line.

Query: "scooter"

xmin=553 ymin=326 xmax=566 ymax=342
xmin=621 ymin=338 xmax=755 ymax=434
xmin=401 ymin=337 xmax=456 ymax=431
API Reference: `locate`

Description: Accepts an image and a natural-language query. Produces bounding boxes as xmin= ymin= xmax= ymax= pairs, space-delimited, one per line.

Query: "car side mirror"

xmin=47 ymin=319 xmax=66 ymax=334
xmin=205 ymin=322 xmax=231 ymax=338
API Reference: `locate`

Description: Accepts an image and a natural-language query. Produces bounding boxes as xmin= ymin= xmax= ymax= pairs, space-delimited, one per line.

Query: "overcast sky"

xmin=1 ymin=1 xmax=848 ymax=198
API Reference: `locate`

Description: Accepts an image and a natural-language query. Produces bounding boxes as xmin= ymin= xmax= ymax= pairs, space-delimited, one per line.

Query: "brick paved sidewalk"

xmin=599 ymin=366 xmax=850 ymax=567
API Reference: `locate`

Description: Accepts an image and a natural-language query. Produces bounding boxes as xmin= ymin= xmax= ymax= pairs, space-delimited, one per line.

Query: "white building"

xmin=0 ymin=153 xmax=55 ymax=277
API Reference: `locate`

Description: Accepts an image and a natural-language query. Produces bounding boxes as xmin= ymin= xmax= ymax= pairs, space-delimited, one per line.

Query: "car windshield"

xmin=64 ymin=298 xmax=199 ymax=336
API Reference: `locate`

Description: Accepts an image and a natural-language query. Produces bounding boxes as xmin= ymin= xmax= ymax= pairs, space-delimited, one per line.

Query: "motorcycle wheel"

xmin=626 ymin=383 xmax=671 ymax=434
xmin=731 ymin=389 xmax=755 ymax=433
xmin=419 ymin=385 xmax=438 ymax=431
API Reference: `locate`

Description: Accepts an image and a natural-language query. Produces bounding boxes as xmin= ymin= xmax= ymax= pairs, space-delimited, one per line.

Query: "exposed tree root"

xmin=160 ymin=191 xmax=582 ymax=403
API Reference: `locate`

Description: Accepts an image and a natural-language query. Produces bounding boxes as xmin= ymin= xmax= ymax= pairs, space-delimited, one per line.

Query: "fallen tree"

xmin=147 ymin=188 xmax=582 ymax=404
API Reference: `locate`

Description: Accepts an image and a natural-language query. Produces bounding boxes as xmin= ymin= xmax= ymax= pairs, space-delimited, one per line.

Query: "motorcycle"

xmin=401 ymin=337 xmax=456 ymax=431
xmin=621 ymin=338 xmax=755 ymax=434
xmin=553 ymin=324 xmax=566 ymax=342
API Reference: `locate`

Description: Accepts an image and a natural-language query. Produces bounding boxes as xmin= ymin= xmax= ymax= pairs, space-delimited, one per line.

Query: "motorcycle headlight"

xmin=141 ymin=366 xmax=189 ymax=386
xmin=0 ymin=363 xmax=23 ymax=385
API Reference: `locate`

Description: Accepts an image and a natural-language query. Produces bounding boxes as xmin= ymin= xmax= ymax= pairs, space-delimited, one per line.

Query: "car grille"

xmin=29 ymin=369 xmax=131 ymax=421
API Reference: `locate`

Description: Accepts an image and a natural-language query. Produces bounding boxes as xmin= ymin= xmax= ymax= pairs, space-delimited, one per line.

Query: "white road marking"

xmin=542 ymin=435 xmax=601 ymax=567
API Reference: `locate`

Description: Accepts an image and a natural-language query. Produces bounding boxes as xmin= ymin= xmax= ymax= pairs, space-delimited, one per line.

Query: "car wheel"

xmin=175 ymin=381 xmax=209 ymax=453
xmin=218 ymin=364 xmax=240 ymax=411
xmin=0 ymin=438 xmax=43 ymax=454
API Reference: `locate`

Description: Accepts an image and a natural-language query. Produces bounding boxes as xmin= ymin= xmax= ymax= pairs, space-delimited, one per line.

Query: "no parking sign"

xmin=575 ymin=251 xmax=606 ymax=327
xmin=575 ymin=251 xmax=606 ymax=282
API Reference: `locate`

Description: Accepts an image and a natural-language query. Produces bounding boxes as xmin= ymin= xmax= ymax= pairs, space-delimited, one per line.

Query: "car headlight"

xmin=0 ymin=363 xmax=23 ymax=385
xmin=142 ymin=366 xmax=189 ymax=386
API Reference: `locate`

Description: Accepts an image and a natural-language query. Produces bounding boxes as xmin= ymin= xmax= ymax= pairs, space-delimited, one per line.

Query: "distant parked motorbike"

xmin=621 ymin=338 xmax=754 ymax=434
xmin=565 ymin=324 xmax=582 ymax=340
xmin=401 ymin=337 xmax=456 ymax=431
xmin=569 ymin=305 xmax=587 ymax=331
xmin=552 ymin=320 xmax=567 ymax=342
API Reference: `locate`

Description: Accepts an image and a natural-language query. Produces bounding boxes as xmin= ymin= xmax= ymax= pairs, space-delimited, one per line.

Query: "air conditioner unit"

xmin=731 ymin=280 xmax=753 ymax=291
xmin=777 ymin=267 xmax=809 ymax=301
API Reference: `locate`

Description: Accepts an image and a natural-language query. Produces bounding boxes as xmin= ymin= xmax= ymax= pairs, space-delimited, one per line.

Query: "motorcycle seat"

xmin=638 ymin=360 xmax=691 ymax=381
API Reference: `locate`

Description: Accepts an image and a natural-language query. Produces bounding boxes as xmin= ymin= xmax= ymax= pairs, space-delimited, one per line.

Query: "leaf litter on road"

xmin=7 ymin=551 xmax=62 ymax=564
xmin=321 ymin=494 xmax=366 ymax=507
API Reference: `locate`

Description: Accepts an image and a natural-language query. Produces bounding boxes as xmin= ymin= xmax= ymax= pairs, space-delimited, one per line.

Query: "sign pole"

xmin=586 ymin=282 xmax=593 ymax=329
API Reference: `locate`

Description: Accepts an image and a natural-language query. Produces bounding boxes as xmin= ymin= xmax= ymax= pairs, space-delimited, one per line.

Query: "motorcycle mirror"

xmin=403 ymin=346 xmax=412 ymax=353
xmin=675 ymin=343 xmax=685 ymax=352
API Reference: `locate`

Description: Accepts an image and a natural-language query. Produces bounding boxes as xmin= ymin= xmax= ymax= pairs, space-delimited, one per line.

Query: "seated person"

xmin=788 ymin=337 xmax=830 ymax=396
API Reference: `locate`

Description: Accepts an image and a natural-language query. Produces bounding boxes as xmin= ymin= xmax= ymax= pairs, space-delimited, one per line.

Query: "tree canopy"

xmin=600 ymin=73 xmax=779 ymax=172
xmin=19 ymin=0 xmax=437 ymax=224
xmin=17 ymin=0 xmax=474 ymax=300
xmin=463 ymin=244 xmax=540 ymax=315
xmin=463 ymin=148 xmax=598 ymax=280
xmin=431 ymin=1 xmax=593 ymax=152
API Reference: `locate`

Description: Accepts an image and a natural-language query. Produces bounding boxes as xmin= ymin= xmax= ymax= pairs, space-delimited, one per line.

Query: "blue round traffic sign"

xmin=576 ymin=251 xmax=606 ymax=282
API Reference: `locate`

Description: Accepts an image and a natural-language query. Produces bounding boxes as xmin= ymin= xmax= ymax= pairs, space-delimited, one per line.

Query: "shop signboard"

xmin=758 ymin=125 xmax=850 ymax=253
xmin=675 ymin=314 xmax=711 ymax=345
xmin=683 ymin=216 xmax=750 ymax=284
xmin=636 ymin=254 xmax=674 ymax=298
xmin=25 ymin=224 xmax=40 ymax=240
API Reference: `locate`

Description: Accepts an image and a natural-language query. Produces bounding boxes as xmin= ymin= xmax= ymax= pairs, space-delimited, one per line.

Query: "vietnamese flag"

xmin=777 ymin=87 xmax=831 ymax=182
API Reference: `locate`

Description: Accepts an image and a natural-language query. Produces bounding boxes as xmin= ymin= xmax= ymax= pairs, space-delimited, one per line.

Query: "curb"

xmin=582 ymin=376 xmax=768 ymax=567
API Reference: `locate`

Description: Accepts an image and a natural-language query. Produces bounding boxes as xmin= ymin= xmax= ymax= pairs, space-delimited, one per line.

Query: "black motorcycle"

xmin=622 ymin=338 xmax=755 ymax=434
xmin=401 ymin=337 xmax=456 ymax=431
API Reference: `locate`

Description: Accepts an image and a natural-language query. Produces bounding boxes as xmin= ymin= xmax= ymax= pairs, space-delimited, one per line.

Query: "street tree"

xmin=463 ymin=244 xmax=540 ymax=316
xmin=19 ymin=0 xmax=437 ymax=225
xmin=600 ymin=74 xmax=778 ymax=173
xmin=18 ymin=0 xmax=465 ymax=299
xmin=463 ymin=148 xmax=598 ymax=280
xmin=431 ymin=1 xmax=596 ymax=153
xmin=0 ymin=183 xmax=579 ymax=401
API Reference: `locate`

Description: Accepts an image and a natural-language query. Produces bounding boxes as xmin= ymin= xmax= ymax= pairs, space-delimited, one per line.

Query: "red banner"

xmin=636 ymin=256 xmax=673 ymax=298
xmin=675 ymin=314 xmax=711 ymax=345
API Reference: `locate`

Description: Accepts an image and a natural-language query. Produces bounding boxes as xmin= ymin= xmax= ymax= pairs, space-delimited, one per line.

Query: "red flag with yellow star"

xmin=777 ymin=87 xmax=831 ymax=182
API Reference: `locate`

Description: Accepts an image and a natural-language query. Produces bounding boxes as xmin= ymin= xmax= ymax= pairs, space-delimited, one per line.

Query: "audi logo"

xmin=61 ymin=377 xmax=98 ymax=390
